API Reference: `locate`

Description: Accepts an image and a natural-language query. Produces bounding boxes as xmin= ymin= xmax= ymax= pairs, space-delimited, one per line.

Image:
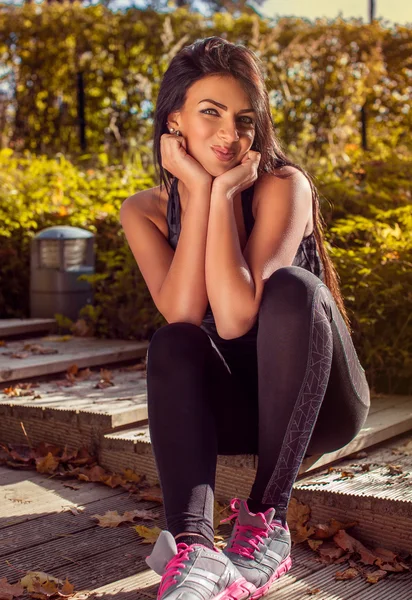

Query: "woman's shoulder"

xmin=124 ymin=184 xmax=169 ymax=236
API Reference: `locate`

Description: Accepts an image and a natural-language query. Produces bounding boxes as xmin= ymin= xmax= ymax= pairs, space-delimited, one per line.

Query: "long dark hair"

xmin=153 ymin=36 xmax=351 ymax=332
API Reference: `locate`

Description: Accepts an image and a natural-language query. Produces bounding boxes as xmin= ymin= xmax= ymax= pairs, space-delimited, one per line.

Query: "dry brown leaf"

xmin=75 ymin=369 xmax=92 ymax=381
xmin=138 ymin=485 xmax=163 ymax=503
xmin=387 ymin=464 xmax=403 ymax=475
xmin=91 ymin=510 xmax=131 ymax=528
xmin=335 ymin=567 xmax=359 ymax=580
xmin=58 ymin=578 xmax=74 ymax=597
xmin=100 ymin=474 xmax=126 ymax=488
xmin=333 ymin=530 xmax=378 ymax=565
xmin=62 ymin=483 xmax=80 ymax=491
xmin=312 ymin=518 xmax=358 ymax=540
xmin=20 ymin=572 xmax=62 ymax=593
xmin=134 ymin=525 xmax=162 ymax=544
xmin=122 ymin=469 xmax=143 ymax=483
xmin=307 ymin=539 xmax=323 ymax=551
xmin=318 ymin=542 xmax=346 ymax=562
xmin=92 ymin=508 xmax=159 ymax=528
xmin=36 ymin=453 xmax=59 ymax=474
xmin=0 ymin=577 xmax=24 ymax=600
xmin=365 ymin=569 xmax=388 ymax=583
xmin=82 ymin=465 xmax=107 ymax=482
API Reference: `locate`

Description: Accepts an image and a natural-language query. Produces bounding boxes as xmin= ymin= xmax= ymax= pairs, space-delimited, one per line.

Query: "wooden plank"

xmin=0 ymin=319 xmax=56 ymax=338
xmin=301 ymin=397 xmax=412 ymax=474
xmin=0 ymin=368 xmax=149 ymax=429
xmin=0 ymin=469 xmax=125 ymax=528
xmin=0 ymin=336 xmax=148 ymax=383
xmin=0 ymin=492 xmax=161 ymax=556
xmin=0 ymin=508 xmax=164 ymax=579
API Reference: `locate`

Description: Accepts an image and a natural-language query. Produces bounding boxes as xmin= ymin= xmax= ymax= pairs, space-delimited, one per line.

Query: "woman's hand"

xmin=160 ymin=133 xmax=212 ymax=191
xmin=212 ymin=150 xmax=261 ymax=198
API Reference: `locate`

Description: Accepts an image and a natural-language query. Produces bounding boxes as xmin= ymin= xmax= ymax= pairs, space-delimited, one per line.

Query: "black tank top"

xmin=166 ymin=177 xmax=325 ymax=342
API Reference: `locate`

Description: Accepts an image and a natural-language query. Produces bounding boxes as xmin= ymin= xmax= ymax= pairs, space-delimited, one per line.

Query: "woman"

xmin=120 ymin=36 xmax=370 ymax=600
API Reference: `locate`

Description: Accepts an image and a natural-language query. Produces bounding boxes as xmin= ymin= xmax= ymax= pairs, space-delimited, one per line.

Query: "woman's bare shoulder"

xmin=123 ymin=185 xmax=169 ymax=234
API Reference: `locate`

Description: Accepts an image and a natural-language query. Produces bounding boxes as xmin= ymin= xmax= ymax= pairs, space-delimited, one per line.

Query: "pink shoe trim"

xmin=214 ymin=577 xmax=257 ymax=600
xmin=249 ymin=556 xmax=293 ymax=599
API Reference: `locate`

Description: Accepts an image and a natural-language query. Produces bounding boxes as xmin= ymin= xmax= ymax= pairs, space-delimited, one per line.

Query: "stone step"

xmin=0 ymin=318 xmax=57 ymax=338
xmin=0 ymin=334 xmax=148 ymax=383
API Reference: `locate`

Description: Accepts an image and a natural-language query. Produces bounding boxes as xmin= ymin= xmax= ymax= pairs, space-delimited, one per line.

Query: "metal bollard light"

xmin=30 ymin=225 xmax=95 ymax=321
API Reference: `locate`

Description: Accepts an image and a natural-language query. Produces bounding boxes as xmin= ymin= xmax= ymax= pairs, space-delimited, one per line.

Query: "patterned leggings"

xmin=146 ymin=266 xmax=371 ymax=543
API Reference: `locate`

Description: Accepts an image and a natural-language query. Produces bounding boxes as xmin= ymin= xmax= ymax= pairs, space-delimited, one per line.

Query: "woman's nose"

xmin=218 ymin=121 xmax=240 ymax=142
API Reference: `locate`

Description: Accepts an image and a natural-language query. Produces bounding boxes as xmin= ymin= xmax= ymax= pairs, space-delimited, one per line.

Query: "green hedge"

xmin=1 ymin=147 xmax=411 ymax=395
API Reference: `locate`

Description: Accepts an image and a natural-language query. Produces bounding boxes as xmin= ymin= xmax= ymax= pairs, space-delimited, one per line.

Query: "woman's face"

xmin=168 ymin=74 xmax=256 ymax=176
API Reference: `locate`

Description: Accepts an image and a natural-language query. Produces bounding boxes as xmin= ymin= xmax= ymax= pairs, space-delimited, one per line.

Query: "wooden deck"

xmin=1 ymin=466 xmax=411 ymax=600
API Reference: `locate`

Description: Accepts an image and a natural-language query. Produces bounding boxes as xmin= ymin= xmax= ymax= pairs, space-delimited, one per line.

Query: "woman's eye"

xmin=201 ymin=108 xmax=254 ymax=125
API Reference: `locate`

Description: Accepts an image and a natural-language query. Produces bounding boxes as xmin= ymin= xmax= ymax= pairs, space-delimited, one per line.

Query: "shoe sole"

xmin=249 ymin=556 xmax=293 ymax=599
xmin=214 ymin=577 xmax=257 ymax=600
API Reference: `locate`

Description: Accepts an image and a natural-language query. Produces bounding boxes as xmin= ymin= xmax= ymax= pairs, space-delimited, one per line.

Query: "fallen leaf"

xmin=91 ymin=511 xmax=131 ymax=528
xmin=333 ymin=530 xmax=378 ymax=565
xmin=335 ymin=567 xmax=359 ymax=580
xmin=36 ymin=453 xmax=59 ymax=474
xmin=58 ymin=578 xmax=74 ymax=597
xmin=20 ymin=572 xmax=62 ymax=593
xmin=62 ymin=483 xmax=80 ymax=491
xmin=0 ymin=577 xmax=24 ymax=600
xmin=312 ymin=518 xmax=358 ymax=540
xmin=307 ymin=539 xmax=323 ymax=551
xmin=138 ymin=485 xmax=163 ymax=503
xmin=365 ymin=569 xmax=388 ymax=583
xmin=92 ymin=509 xmax=159 ymax=527
xmin=122 ymin=469 xmax=143 ymax=483
xmin=134 ymin=525 xmax=162 ymax=544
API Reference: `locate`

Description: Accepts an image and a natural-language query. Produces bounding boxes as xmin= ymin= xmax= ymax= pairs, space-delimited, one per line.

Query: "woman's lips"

xmin=211 ymin=147 xmax=235 ymax=161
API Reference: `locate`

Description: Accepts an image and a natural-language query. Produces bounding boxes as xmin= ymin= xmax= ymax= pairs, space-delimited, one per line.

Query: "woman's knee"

xmin=147 ymin=322 xmax=210 ymax=368
xmin=260 ymin=266 xmax=322 ymax=314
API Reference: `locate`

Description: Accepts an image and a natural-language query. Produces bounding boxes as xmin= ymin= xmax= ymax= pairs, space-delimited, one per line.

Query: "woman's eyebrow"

xmin=197 ymin=98 xmax=255 ymax=114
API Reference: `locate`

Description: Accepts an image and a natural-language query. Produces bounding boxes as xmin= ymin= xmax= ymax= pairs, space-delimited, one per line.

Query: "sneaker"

xmin=221 ymin=499 xmax=292 ymax=599
xmin=145 ymin=529 xmax=257 ymax=599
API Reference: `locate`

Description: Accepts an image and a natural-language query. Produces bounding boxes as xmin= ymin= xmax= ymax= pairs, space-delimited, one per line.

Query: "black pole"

xmin=77 ymin=71 xmax=86 ymax=152
xmin=361 ymin=1 xmax=376 ymax=150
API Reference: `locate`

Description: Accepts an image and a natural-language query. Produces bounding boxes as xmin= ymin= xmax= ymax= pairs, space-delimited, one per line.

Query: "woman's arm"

xmin=159 ymin=181 xmax=212 ymax=325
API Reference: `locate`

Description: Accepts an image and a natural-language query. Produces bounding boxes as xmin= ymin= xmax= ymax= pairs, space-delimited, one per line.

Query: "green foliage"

xmin=0 ymin=147 xmax=163 ymax=340
xmin=0 ymin=4 xmax=410 ymax=160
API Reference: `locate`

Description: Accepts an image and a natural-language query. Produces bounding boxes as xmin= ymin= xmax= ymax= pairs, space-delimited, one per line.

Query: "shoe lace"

xmin=220 ymin=498 xmax=275 ymax=559
xmin=157 ymin=542 xmax=193 ymax=598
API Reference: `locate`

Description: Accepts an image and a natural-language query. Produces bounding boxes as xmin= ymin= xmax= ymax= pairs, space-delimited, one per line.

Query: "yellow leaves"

xmin=16 ymin=572 xmax=75 ymax=598
xmin=134 ymin=525 xmax=162 ymax=544
xmin=36 ymin=453 xmax=60 ymax=474
xmin=20 ymin=572 xmax=62 ymax=593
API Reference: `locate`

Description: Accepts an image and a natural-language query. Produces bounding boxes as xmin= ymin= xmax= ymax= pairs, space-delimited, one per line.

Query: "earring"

xmin=167 ymin=122 xmax=181 ymax=136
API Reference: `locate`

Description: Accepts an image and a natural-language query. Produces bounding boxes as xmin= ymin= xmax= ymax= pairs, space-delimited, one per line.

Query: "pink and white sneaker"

xmin=145 ymin=529 xmax=257 ymax=599
xmin=221 ymin=499 xmax=292 ymax=599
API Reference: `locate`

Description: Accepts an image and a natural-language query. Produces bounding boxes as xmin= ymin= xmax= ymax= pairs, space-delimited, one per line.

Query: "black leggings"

xmin=146 ymin=266 xmax=370 ymax=543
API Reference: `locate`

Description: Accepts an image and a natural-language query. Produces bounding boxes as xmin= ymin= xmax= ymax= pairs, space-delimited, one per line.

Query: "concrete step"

xmin=0 ymin=318 xmax=57 ymax=338
xmin=0 ymin=334 xmax=148 ymax=383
